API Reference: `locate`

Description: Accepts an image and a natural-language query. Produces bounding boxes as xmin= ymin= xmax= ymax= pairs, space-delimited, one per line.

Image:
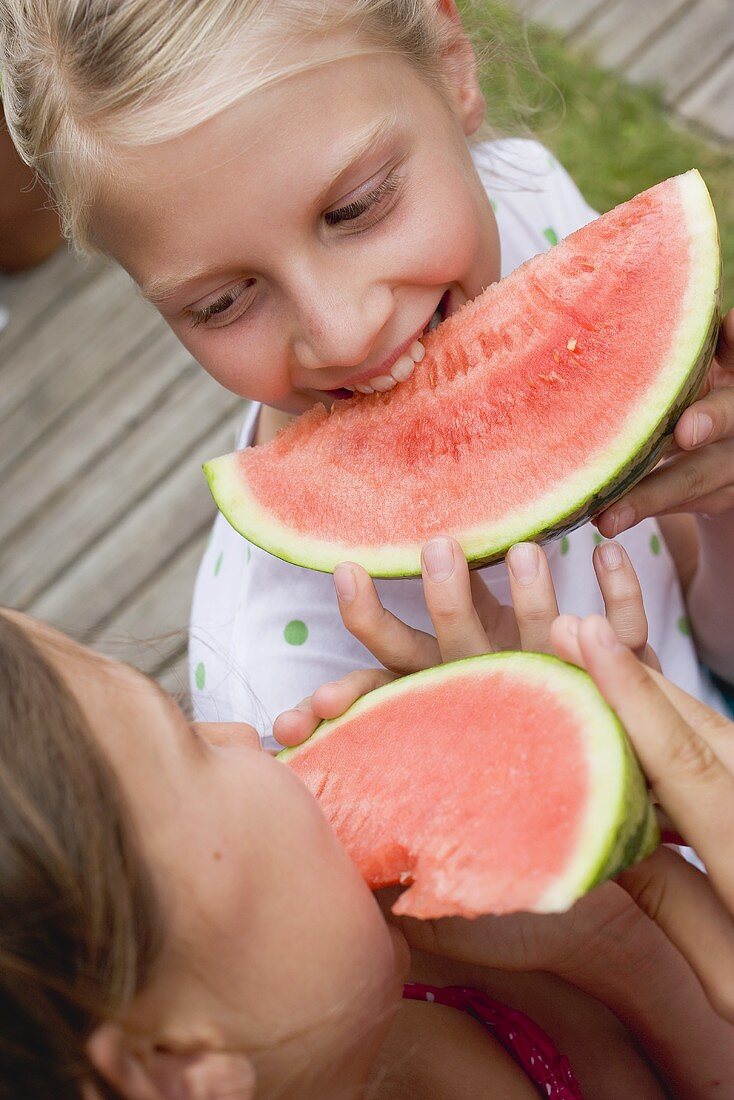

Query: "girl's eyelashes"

xmin=185 ymin=169 xmax=402 ymax=330
xmin=187 ymin=279 xmax=256 ymax=329
xmin=324 ymin=169 xmax=402 ymax=231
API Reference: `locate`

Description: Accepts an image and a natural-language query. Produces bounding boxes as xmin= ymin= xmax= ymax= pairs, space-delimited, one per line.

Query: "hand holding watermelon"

xmin=552 ymin=613 xmax=734 ymax=1027
xmin=333 ymin=536 xmax=659 ymax=675
xmin=597 ymin=308 xmax=734 ymax=534
xmin=273 ymin=537 xmax=655 ymax=747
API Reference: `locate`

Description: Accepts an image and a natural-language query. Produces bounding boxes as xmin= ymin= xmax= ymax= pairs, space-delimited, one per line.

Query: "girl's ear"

xmin=86 ymin=1023 xmax=257 ymax=1100
xmin=434 ymin=0 xmax=486 ymax=136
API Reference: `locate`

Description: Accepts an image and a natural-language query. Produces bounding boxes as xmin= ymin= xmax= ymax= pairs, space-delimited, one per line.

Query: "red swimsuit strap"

xmin=403 ymin=982 xmax=584 ymax=1099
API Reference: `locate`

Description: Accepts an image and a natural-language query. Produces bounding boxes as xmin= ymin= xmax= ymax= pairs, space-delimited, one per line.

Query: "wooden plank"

xmin=0 ymin=265 xmax=160 ymax=454
xmin=0 ymin=374 xmax=241 ymax=607
xmin=625 ymin=0 xmax=734 ymax=103
xmin=28 ymin=417 xmax=241 ymax=632
xmin=0 ymin=327 xmax=193 ymax=542
xmin=89 ymin=533 xmax=207 ymax=675
xmin=678 ymin=49 xmax=734 ymax=141
xmin=0 ymin=248 xmax=102 ymax=362
xmin=528 ymin=0 xmax=610 ymax=33
xmin=575 ymin=0 xmax=693 ymax=69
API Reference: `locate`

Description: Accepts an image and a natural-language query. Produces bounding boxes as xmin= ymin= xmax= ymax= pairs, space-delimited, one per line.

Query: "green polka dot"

xmin=284 ymin=620 xmax=308 ymax=646
xmin=650 ymin=533 xmax=661 ymax=556
xmin=677 ymin=616 xmax=691 ymax=637
xmin=543 ymin=227 xmax=558 ymax=247
xmin=214 ymin=551 xmax=223 ymax=576
xmin=561 ymin=536 xmax=570 ymax=555
xmin=195 ymin=662 xmax=206 ymax=690
xmin=593 ymin=531 xmax=603 ymax=545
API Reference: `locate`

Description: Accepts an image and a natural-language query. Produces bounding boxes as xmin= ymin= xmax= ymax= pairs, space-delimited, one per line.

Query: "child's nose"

xmin=291 ymin=276 xmax=394 ymax=372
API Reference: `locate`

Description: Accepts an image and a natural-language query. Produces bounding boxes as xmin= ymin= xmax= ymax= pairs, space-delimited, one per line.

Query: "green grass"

xmin=460 ymin=0 xmax=734 ymax=308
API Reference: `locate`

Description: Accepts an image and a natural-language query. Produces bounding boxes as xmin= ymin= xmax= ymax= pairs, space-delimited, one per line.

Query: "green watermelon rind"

xmin=204 ymin=170 xmax=721 ymax=577
xmin=278 ymin=652 xmax=660 ymax=917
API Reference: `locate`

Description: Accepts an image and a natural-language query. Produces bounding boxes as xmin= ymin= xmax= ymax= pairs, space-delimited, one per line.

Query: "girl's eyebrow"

xmin=141 ymin=113 xmax=403 ymax=306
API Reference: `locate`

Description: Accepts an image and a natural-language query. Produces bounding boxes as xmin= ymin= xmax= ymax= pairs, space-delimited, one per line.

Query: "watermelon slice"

xmin=205 ymin=171 xmax=720 ymax=576
xmin=279 ymin=652 xmax=659 ymax=918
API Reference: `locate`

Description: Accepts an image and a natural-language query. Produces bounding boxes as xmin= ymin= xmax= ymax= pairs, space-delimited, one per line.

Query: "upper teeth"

xmin=346 ymin=317 xmax=436 ymax=395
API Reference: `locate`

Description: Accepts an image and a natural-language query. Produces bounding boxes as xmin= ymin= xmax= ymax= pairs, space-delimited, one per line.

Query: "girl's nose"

xmin=291 ymin=274 xmax=394 ymax=372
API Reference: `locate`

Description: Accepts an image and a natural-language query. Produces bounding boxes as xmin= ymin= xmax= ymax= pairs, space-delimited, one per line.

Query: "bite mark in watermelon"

xmin=204 ymin=171 xmax=720 ymax=576
xmin=279 ymin=652 xmax=659 ymax=918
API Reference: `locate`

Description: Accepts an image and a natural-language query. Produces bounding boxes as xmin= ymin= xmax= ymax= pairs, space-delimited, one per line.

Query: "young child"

xmin=2 ymin=0 xmax=732 ymax=742
xmin=3 ymin=596 xmax=734 ymax=1099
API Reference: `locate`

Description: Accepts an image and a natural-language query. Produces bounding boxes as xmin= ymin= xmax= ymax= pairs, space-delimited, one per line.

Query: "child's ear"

xmin=434 ymin=0 xmax=486 ymax=136
xmin=86 ymin=1023 xmax=257 ymax=1100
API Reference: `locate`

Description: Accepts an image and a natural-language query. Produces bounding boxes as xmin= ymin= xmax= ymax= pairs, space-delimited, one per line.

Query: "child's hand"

xmin=334 ymin=536 xmax=658 ymax=673
xmin=596 ymin=308 xmax=734 ymax=536
xmin=273 ymin=667 xmax=395 ymax=748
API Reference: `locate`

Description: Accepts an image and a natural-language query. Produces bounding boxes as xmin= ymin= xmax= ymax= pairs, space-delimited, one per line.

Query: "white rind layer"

xmin=204 ymin=171 xmax=720 ymax=576
xmin=279 ymin=652 xmax=659 ymax=916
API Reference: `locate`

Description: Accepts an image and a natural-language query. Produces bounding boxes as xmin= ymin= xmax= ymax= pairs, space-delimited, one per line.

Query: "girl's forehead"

xmin=95 ymin=51 xmax=428 ymax=273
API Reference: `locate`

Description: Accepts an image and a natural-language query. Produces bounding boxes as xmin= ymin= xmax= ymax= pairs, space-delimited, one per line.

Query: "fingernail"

xmin=334 ymin=563 xmax=356 ymax=603
xmin=508 ymin=542 xmax=539 ymax=585
xmin=423 ymin=537 xmax=455 ymax=582
xmin=610 ymin=505 xmax=635 ymax=536
xmin=595 ymin=617 xmax=622 ymax=650
xmin=691 ymin=412 xmax=713 ymax=447
xmin=598 ymin=540 xmax=623 ymax=570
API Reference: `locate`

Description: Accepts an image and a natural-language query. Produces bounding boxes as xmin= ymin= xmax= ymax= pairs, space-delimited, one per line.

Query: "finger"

xmin=272 ymin=669 xmax=394 ymax=747
xmin=469 ymin=572 xmax=522 ymax=651
xmin=617 ymin=845 xmax=734 ymax=1024
xmin=675 ymin=385 xmax=734 ymax=451
xmin=506 ymin=543 xmax=559 ymax=653
xmin=272 ymin=697 xmax=321 ymax=747
xmin=309 ymin=667 xmax=395 ymax=719
xmin=549 ymin=614 xmax=583 ymax=667
xmin=421 ymin=537 xmax=491 ymax=661
xmin=592 ymin=540 xmax=649 ymax=655
xmin=577 ymin=615 xmax=734 ymax=913
xmin=334 ymin=562 xmax=440 ymax=673
xmin=596 ymin=440 xmax=734 ymax=535
xmin=647 ymin=667 xmax=734 ymax=772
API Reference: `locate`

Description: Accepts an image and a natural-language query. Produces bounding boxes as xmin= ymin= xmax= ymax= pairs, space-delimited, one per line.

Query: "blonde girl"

xmin=2 ymin=0 xmax=733 ymax=742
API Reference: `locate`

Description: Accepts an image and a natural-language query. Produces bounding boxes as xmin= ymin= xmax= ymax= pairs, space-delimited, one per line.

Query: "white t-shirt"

xmin=189 ymin=139 xmax=725 ymax=747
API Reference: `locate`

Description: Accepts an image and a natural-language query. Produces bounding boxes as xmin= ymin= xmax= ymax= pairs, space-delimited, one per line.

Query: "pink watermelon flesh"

xmin=280 ymin=654 xmax=658 ymax=919
xmin=205 ymin=172 xmax=719 ymax=574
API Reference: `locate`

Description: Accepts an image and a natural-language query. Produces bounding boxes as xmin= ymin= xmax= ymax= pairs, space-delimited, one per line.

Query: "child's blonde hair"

xmin=0 ymin=0 xmax=471 ymax=251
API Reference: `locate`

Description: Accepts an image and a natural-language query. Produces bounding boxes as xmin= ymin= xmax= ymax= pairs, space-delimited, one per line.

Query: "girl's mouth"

xmin=326 ymin=291 xmax=450 ymax=400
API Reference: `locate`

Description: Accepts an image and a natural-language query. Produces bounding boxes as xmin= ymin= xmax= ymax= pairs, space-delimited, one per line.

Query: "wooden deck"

xmin=0 ymin=0 xmax=731 ymax=698
xmin=0 ymin=249 xmax=244 ymax=697
xmin=512 ymin=0 xmax=734 ymax=143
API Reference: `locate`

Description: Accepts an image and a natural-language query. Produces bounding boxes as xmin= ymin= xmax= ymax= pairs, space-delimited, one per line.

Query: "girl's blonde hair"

xmin=0 ymin=0 xmax=470 ymax=251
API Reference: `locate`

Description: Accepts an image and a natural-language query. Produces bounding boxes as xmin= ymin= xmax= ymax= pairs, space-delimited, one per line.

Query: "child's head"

xmin=0 ymin=609 xmax=406 ymax=1099
xmin=1 ymin=0 xmax=500 ymax=414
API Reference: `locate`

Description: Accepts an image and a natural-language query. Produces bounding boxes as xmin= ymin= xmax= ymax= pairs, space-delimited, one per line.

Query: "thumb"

xmin=576 ymin=616 xmax=734 ymax=914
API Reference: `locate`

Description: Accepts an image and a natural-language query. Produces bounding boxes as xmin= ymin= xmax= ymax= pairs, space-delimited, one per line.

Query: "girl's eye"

xmin=187 ymin=279 xmax=256 ymax=329
xmin=325 ymin=170 xmax=402 ymax=231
